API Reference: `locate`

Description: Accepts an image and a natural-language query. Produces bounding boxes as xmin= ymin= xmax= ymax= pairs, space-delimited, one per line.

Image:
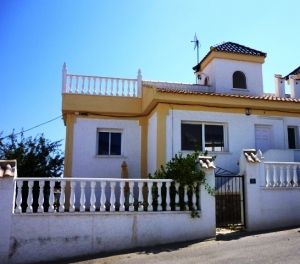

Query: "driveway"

xmin=55 ymin=227 xmax=300 ymax=264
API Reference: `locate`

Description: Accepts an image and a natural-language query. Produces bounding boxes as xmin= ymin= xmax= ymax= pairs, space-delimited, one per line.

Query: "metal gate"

xmin=215 ymin=167 xmax=245 ymax=228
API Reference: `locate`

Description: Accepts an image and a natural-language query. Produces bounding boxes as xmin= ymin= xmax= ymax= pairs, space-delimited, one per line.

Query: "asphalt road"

xmin=56 ymin=227 xmax=300 ymax=264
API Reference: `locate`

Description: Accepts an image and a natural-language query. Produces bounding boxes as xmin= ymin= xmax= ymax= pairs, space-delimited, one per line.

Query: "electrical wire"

xmin=0 ymin=115 xmax=62 ymax=140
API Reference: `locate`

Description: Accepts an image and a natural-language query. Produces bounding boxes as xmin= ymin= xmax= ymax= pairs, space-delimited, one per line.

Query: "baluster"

xmin=69 ymin=181 xmax=76 ymax=212
xmin=93 ymin=77 xmax=97 ymax=94
xmin=59 ymin=181 xmax=66 ymax=213
xmin=128 ymin=182 xmax=134 ymax=212
xmin=15 ymin=181 xmax=23 ymax=213
xmin=127 ymin=81 xmax=130 ymax=96
xmin=26 ymin=181 xmax=34 ymax=213
xmin=165 ymin=182 xmax=171 ymax=211
xmin=105 ymin=78 xmax=108 ymax=95
xmin=110 ymin=181 xmax=116 ymax=212
xmin=69 ymin=75 xmax=73 ymax=93
xmin=133 ymin=81 xmax=136 ymax=97
xmin=147 ymin=182 xmax=153 ymax=211
xmin=122 ymin=79 xmax=125 ymax=96
xmin=90 ymin=181 xmax=96 ymax=212
xmin=273 ymin=165 xmax=278 ymax=187
xmin=265 ymin=164 xmax=272 ymax=187
xmin=157 ymin=182 xmax=162 ymax=211
xmin=48 ymin=181 xmax=55 ymax=213
xmin=100 ymin=181 xmax=106 ymax=211
xmin=293 ymin=165 xmax=298 ymax=187
xmin=184 ymin=185 xmax=189 ymax=210
xmin=138 ymin=182 xmax=144 ymax=211
xmin=38 ymin=180 xmax=45 ymax=213
xmin=110 ymin=79 xmax=114 ymax=95
xmin=191 ymin=184 xmax=197 ymax=210
xmin=286 ymin=165 xmax=292 ymax=187
xmin=87 ymin=77 xmax=91 ymax=94
xmin=116 ymin=79 xmax=120 ymax=96
xmin=75 ymin=76 xmax=79 ymax=93
xmin=119 ymin=181 xmax=125 ymax=212
xmin=175 ymin=183 xmax=180 ymax=211
xmin=280 ymin=166 xmax=286 ymax=187
xmin=81 ymin=76 xmax=85 ymax=93
xmin=98 ymin=78 xmax=102 ymax=95
xmin=79 ymin=181 xmax=86 ymax=212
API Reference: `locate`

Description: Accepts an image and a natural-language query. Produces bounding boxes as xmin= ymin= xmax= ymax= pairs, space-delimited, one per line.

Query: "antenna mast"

xmin=191 ymin=33 xmax=199 ymax=64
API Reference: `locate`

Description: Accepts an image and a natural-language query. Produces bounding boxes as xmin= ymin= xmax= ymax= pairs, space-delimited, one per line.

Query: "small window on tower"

xmin=233 ymin=71 xmax=247 ymax=89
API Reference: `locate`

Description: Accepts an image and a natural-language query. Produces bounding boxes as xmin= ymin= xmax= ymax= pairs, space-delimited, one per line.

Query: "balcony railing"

xmin=264 ymin=162 xmax=300 ymax=188
xmin=14 ymin=178 xmax=200 ymax=214
xmin=62 ymin=63 xmax=142 ymax=97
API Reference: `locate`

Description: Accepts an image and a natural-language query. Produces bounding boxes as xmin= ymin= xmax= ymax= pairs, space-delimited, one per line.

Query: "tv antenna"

xmin=191 ymin=33 xmax=200 ymax=64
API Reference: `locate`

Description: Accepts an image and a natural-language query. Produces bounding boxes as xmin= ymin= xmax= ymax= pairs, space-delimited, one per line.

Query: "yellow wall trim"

xmin=139 ymin=117 xmax=148 ymax=178
xmin=64 ymin=113 xmax=76 ymax=177
xmin=155 ymin=104 xmax=170 ymax=170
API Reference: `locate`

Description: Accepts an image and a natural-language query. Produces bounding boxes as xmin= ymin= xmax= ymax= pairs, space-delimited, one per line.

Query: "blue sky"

xmin=1 ymin=0 xmax=299 ymax=149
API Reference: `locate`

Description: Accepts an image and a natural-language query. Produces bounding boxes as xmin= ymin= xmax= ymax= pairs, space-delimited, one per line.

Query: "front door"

xmin=255 ymin=125 xmax=273 ymax=152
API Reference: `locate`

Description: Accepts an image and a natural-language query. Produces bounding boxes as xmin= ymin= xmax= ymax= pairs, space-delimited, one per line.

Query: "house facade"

xmin=62 ymin=42 xmax=300 ymax=178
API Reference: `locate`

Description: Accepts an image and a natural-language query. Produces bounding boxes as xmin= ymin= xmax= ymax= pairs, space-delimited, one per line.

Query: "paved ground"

xmin=55 ymin=227 xmax=300 ymax=264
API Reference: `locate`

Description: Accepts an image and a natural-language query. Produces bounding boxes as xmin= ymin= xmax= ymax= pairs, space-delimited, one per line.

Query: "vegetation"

xmin=0 ymin=132 xmax=64 ymax=178
xmin=150 ymin=151 xmax=214 ymax=217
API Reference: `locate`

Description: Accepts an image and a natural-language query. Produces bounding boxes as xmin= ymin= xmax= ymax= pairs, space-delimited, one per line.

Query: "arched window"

xmin=233 ymin=71 xmax=247 ymax=89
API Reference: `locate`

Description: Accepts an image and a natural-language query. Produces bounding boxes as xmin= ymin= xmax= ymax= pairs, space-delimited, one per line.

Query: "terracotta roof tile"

xmin=284 ymin=66 xmax=300 ymax=80
xmin=156 ymin=88 xmax=300 ymax=103
xmin=212 ymin=42 xmax=266 ymax=57
xmin=198 ymin=156 xmax=216 ymax=169
xmin=193 ymin=41 xmax=266 ymax=71
xmin=0 ymin=160 xmax=17 ymax=177
xmin=244 ymin=150 xmax=261 ymax=163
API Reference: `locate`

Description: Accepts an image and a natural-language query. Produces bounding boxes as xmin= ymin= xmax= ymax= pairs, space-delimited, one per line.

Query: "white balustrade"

xmin=13 ymin=178 xmax=199 ymax=214
xmin=64 ymin=74 xmax=140 ymax=97
xmin=264 ymin=162 xmax=300 ymax=188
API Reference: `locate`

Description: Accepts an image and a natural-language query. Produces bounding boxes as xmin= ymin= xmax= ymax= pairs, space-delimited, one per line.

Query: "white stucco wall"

xmin=72 ymin=117 xmax=141 ymax=179
xmin=147 ymin=113 xmax=157 ymax=175
xmin=167 ymin=110 xmax=300 ymax=173
xmin=203 ymin=59 xmax=264 ymax=96
xmin=3 ymin=170 xmax=216 ymax=264
xmin=244 ymin=162 xmax=300 ymax=232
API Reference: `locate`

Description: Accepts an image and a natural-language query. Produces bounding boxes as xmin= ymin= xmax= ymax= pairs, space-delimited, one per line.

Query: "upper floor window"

xmin=97 ymin=130 xmax=122 ymax=156
xmin=233 ymin=71 xmax=247 ymax=89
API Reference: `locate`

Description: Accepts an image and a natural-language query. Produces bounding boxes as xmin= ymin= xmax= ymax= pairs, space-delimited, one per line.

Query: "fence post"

xmin=200 ymin=167 xmax=216 ymax=237
xmin=0 ymin=161 xmax=16 ymax=264
xmin=243 ymin=160 xmax=263 ymax=232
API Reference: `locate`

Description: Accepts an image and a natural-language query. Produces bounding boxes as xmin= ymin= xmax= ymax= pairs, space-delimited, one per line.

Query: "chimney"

xmin=289 ymin=75 xmax=300 ymax=99
xmin=274 ymin=74 xmax=285 ymax=97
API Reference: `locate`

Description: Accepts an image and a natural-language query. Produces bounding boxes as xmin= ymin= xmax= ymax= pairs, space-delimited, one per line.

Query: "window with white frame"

xmin=181 ymin=122 xmax=226 ymax=152
xmin=97 ymin=129 xmax=122 ymax=156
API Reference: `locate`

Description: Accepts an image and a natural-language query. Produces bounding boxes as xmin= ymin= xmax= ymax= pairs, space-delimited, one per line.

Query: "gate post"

xmin=200 ymin=167 xmax=216 ymax=236
xmin=0 ymin=161 xmax=16 ymax=264
xmin=243 ymin=160 xmax=264 ymax=232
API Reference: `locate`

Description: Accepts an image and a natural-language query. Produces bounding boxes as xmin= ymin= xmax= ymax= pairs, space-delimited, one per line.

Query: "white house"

xmin=61 ymin=41 xmax=300 ymax=179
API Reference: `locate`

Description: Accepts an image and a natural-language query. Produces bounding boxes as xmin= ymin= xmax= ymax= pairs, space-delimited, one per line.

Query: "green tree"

xmin=0 ymin=132 xmax=64 ymax=178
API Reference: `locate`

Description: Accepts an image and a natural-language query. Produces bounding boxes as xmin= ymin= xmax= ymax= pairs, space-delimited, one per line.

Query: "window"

xmin=233 ymin=71 xmax=247 ymax=89
xmin=288 ymin=127 xmax=298 ymax=149
xmin=98 ymin=130 xmax=122 ymax=155
xmin=181 ymin=123 xmax=226 ymax=152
